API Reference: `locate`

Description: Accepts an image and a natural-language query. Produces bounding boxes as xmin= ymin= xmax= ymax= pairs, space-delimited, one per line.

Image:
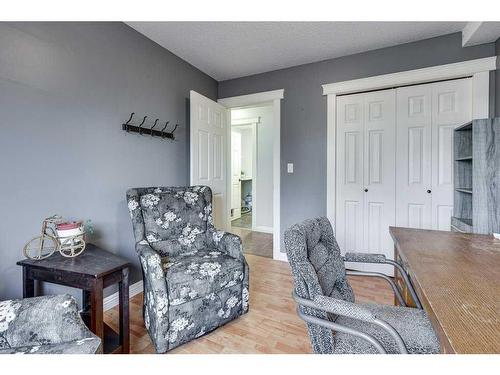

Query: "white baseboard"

xmin=103 ymin=280 xmax=143 ymax=311
xmin=252 ymin=225 xmax=273 ymax=234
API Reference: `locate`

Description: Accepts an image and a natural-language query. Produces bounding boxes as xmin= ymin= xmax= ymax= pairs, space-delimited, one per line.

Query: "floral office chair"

xmin=284 ymin=217 xmax=440 ymax=354
xmin=0 ymin=294 xmax=101 ymax=354
xmin=126 ymin=186 xmax=249 ymax=353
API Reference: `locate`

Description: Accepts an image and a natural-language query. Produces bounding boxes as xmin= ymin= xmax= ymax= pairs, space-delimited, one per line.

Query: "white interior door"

xmin=190 ymin=90 xmax=230 ymax=230
xmin=396 ymin=84 xmax=433 ymax=229
xmin=430 ymin=78 xmax=472 ymax=230
xmin=231 ymin=130 xmax=242 ymax=220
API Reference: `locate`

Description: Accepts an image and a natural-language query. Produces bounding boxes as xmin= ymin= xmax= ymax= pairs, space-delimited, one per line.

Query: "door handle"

xmin=427 ymin=189 xmax=431 ymax=194
xmin=364 ymin=188 xmax=368 ymax=192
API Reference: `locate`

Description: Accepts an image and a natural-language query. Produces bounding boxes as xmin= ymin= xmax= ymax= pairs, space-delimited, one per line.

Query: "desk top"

xmin=17 ymin=244 xmax=131 ymax=279
xmin=389 ymin=227 xmax=500 ymax=354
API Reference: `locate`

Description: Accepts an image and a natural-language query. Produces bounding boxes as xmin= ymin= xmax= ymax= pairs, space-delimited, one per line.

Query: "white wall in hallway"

xmin=232 ymin=104 xmax=274 ymax=230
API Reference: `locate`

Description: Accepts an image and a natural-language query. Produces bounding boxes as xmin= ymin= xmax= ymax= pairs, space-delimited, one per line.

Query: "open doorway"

xmin=229 ymin=104 xmax=274 ymax=258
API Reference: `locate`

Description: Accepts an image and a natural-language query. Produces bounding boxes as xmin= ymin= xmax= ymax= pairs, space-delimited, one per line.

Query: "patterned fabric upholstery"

xmin=343 ymin=252 xmax=387 ymax=264
xmin=165 ymin=250 xmax=245 ymax=305
xmin=0 ymin=295 xmax=101 ymax=354
xmin=335 ymin=304 xmax=439 ymax=354
xmin=127 ymin=186 xmax=249 ymax=353
xmin=284 ymin=217 xmax=439 ymax=354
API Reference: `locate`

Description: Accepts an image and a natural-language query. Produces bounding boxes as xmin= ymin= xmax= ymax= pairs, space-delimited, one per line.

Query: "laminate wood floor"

xmin=104 ymin=254 xmax=394 ymax=354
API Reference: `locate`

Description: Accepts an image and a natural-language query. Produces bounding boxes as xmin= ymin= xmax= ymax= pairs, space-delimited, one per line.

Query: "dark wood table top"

xmin=389 ymin=227 xmax=500 ymax=354
xmin=17 ymin=244 xmax=131 ymax=278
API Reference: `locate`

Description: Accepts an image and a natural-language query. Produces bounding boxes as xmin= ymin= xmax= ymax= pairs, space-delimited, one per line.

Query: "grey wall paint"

xmin=496 ymin=38 xmax=500 ymax=117
xmin=218 ymin=33 xmax=496 ymax=250
xmin=0 ymin=22 xmax=217 ymax=300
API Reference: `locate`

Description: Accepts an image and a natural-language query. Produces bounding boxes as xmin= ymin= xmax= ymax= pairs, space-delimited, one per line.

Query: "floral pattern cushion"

xmin=126 ymin=186 xmax=249 ymax=353
xmin=164 ymin=249 xmax=244 ymax=306
xmin=0 ymin=295 xmax=101 ymax=354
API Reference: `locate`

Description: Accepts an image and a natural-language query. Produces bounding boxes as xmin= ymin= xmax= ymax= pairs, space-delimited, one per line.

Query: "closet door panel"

xmin=336 ymin=94 xmax=364 ymax=261
xmin=362 ymin=90 xmax=396 ymax=275
xmin=431 ymin=79 xmax=472 ymax=230
xmin=396 ymin=85 xmax=432 ymax=229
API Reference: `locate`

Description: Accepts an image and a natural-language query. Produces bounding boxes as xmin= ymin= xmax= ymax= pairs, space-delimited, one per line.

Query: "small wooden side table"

xmin=17 ymin=244 xmax=131 ymax=354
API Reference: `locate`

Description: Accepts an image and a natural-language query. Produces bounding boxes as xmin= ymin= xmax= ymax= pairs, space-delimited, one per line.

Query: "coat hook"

xmin=124 ymin=112 xmax=135 ymax=132
xmin=151 ymin=119 xmax=159 ymax=136
xmin=138 ymin=116 xmax=147 ymax=135
xmin=171 ymin=123 xmax=179 ymax=134
xmin=161 ymin=121 xmax=170 ymax=137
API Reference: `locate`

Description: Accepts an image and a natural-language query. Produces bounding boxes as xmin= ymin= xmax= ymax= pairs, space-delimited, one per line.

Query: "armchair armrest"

xmin=209 ymin=230 xmax=244 ymax=260
xmin=293 ymin=291 xmax=408 ymax=354
xmin=343 ymin=251 xmax=422 ymax=309
xmin=343 ymin=252 xmax=386 ymax=263
xmin=135 ymin=241 xmax=169 ymax=325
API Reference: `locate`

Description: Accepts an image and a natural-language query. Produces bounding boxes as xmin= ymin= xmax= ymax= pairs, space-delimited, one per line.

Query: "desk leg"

xmin=22 ymin=267 xmax=35 ymax=298
xmin=119 ymin=268 xmax=130 ymax=354
xmin=90 ymin=278 xmax=104 ymax=341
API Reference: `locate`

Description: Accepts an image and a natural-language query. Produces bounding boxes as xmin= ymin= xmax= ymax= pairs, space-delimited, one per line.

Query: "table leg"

xmin=119 ymin=267 xmax=130 ymax=353
xmin=90 ymin=278 xmax=104 ymax=340
xmin=82 ymin=290 xmax=91 ymax=312
xmin=22 ymin=267 xmax=35 ymax=298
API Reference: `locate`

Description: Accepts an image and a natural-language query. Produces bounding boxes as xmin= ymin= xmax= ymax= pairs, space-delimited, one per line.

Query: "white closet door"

xmin=431 ymin=79 xmax=472 ymax=230
xmin=396 ymin=84 xmax=432 ymax=229
xmin=336 ymin=90 xmax=396 ymax=275
xmin=336 ymin=93 xmax=365 ymax=258
xmin=362 ymin=90 xmax=396 ymax=274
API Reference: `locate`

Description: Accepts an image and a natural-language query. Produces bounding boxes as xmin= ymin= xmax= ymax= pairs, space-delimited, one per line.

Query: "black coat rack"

xmin=122 ymin=112 xmax=179 ymax=140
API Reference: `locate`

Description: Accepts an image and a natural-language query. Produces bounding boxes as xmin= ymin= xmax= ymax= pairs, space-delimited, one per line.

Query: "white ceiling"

xmin=126 ymin=22 xmax=498 ymax=81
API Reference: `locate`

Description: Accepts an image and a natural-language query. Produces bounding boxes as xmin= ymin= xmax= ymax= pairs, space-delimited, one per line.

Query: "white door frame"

xmin=232 ymin=117 xmax=260 ymax=232
xmin=323 ymin=56 xmax=497 ymax=230
xmin=219 ymin=89 xmax=286 ymax=261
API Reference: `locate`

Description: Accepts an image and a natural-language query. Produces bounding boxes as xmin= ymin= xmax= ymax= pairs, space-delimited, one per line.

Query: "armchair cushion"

xmin=334 ymin=304 xmax=440 ymax=354
xmin=0 ymin=338 xmax=102 ymax=354
xmin=0 ymin=295 xmax=101 ymax=354
xmin=165 ymin=250 xmax=244 ymax=305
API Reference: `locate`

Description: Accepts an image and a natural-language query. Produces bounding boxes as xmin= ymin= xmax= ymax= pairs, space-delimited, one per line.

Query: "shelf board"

xmin=455 ymin=156 xmax=472 ymax=161
xmin=456 ymin=188 xmax=473 ymax=194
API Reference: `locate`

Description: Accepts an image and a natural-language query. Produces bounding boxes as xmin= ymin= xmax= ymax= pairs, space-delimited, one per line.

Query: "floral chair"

xmin=0 ymin=294 xmax=101 ymax=354
xmin=126 ymin=186 xmax=249 ymax=353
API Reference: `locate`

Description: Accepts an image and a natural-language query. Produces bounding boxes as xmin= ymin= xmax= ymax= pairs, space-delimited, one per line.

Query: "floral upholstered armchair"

xmin=126 ymin=186 xmax=249 ymax=353
xmin=0 ymin=294 xmax=101 ymax=354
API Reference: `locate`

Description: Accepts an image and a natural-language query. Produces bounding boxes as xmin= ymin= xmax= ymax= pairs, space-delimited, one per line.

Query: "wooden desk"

xmin=390 ymin=227 xmax=500 ymax=353
xmin=17 ymin=244 xmax=131 ymax=354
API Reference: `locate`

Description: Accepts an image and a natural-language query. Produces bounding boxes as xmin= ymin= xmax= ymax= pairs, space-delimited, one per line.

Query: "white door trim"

xmin=232 ymin=117 xmax=260 ymax=232
xmin=218 ymin=89 xmax=284 ymax=108
xmin=324 ymin=56 xmax=496 ymax=232
xmin=322 ymin=56 xmax=497 ymax=96
xmin=218 ymin=89 xmax=286 ymax=262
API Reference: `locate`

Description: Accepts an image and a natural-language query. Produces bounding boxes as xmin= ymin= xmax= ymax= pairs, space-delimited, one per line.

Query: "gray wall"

xmin=218 ymin=33 xmax=496 ymax=249
xmin=0 ymin=22 xmax=217 ymax=300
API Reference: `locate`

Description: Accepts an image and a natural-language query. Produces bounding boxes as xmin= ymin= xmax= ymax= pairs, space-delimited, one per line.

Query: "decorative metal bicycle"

xmin=23 ymin=215 xmax=87 ymax=260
